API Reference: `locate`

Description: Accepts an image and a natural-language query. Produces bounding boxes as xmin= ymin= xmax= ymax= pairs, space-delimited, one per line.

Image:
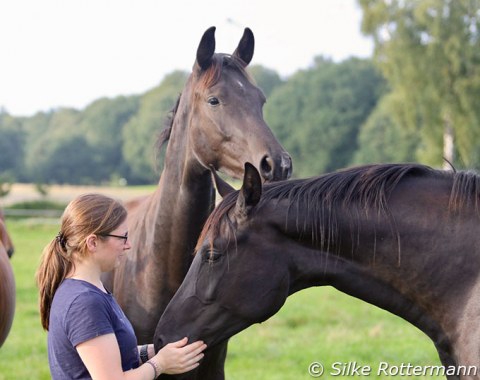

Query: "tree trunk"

xmin=443 ymin=119 xmax=454 ymax=170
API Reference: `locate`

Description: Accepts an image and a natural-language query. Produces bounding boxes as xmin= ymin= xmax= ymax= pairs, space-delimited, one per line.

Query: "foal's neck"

xmin=288 ymin=242 xmax=448 ymax=355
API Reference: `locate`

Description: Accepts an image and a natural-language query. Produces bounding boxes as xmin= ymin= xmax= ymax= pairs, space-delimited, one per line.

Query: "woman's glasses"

xmin=101 ymin=232 xmax=128 ymax=244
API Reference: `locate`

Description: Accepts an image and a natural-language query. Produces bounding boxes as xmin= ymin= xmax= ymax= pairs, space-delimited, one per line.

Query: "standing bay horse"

xmin=155 ymin=162 xmax=480 ymax=380
xmin=0 ymin=213 xmax=15 ymax=347
xmin=106 ymin=27 xmax=292 ymax=378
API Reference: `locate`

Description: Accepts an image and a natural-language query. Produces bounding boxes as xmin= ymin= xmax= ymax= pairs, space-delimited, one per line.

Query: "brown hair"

xmin=36 ymin=193 xmax=127 ymax=330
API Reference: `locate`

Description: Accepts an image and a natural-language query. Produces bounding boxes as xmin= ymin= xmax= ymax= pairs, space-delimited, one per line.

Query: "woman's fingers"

xmin=158 ymin=338 xmax=207 ymax=374
xmin=183 ymin=340 xmax=207 ymax=353
xmin=169 ymin=337 xmax=189 ymax=348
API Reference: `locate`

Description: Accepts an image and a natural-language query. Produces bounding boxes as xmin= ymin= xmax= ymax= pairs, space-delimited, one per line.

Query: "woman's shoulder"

xmin=53 ymin=279 xmax=111 ymax=312
xmin=59 ymin=278 xmax=104 ymax=292
xmin=56 ymin=278 xmax=102 ymax=297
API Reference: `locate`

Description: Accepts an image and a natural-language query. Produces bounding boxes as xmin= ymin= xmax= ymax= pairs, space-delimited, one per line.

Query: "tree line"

xmin=0 ymin=61 xmax=383 ymax=185
xmin=1 ymin=0 xmax=479 ymax=185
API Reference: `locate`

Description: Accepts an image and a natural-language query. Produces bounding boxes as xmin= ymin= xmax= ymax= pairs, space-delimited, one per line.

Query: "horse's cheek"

xmin=234 ymin=269 xmax=289 ymax=323
xmin=259 ymin=273 xmax=290 ymax=321
xmin=203 ymin=276 xmax=219 ymax=302
xmin=195 ymin=263 xmax=225 ymax=303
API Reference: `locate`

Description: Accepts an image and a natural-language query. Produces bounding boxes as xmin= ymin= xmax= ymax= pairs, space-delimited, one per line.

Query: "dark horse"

xmin=155 ymin=162 xmax=480 ymax=379
xmin=105 ymin=27 xmax=292 ymax=378
xmin=0 ymin=212 xmax=15 ymax=347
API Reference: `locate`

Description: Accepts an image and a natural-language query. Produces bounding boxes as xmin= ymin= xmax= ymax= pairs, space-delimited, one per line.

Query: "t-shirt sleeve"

xmin=65 ymin=291 xmax=114 ymax=347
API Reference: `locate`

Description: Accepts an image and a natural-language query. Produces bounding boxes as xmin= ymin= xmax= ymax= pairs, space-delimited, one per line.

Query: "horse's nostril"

xmin=260 ymin=156 xmax=273 ymax=180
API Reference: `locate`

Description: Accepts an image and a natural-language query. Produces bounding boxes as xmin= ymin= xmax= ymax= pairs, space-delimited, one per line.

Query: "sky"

xmin=0 ymin=0 xmax=373 ymax=117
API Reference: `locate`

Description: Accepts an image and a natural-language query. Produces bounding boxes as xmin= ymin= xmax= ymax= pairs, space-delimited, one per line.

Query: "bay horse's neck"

xmin=284 ymin=242 xmax=454 ymax=369
xmin=118 ymin=92 xmax=214 ymax=343
xmin=289 ymin=243 xmax=445 ymax=332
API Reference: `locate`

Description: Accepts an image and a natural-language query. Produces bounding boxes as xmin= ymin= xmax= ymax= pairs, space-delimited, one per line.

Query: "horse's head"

xmin=154 ymin=163 xmax=291 ymax=351
xmin=182 ymin=26 xmax=292 ymax=182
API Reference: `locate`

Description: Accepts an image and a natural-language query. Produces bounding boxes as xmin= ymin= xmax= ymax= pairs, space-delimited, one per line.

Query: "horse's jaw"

xmin=154 ymin=299 xmax=251 ymax=351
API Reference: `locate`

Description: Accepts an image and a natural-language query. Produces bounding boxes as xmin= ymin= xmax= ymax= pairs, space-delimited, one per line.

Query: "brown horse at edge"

xmin=0 ymin=210 xmax=15 ymax=348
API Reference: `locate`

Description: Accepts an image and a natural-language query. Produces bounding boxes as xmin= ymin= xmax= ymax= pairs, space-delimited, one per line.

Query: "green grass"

xmin=225 ymin=288 xmax=443 ymax=379
xmin=0 ymin=219 xmax=443 ymax=379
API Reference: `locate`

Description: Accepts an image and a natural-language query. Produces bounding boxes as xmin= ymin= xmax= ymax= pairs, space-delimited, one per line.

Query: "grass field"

xmin=0 ymin=218 xmax=444 ymax=379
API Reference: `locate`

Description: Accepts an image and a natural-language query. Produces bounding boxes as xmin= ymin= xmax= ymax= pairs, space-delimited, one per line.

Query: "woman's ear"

xmin=85 ymin=234 xmax=98 ymax=251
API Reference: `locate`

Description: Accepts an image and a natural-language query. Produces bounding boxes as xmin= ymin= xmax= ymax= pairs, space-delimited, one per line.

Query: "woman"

xmin=36 ymin=193 xmax=206 ymax=379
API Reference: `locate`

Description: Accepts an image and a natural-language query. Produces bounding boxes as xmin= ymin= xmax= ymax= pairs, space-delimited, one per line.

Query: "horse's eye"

xmin=207 ymin=97 xmax=220 ymax=106
xmin=202 ymin=248 xmax=222 ymax=264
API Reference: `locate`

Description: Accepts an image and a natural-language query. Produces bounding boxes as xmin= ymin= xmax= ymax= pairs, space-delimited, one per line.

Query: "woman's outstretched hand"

xmin=154 ymin=337 xmax=207 ymax=375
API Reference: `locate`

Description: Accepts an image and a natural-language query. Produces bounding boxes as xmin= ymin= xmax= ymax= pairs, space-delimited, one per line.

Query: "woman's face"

xmin=96 ymin=220 xmax=131 ymax=272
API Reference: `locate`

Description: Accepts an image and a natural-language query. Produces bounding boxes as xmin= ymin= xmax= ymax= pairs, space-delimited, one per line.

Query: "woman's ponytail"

xmin=36 ymin=237 xmax=72 ymax=331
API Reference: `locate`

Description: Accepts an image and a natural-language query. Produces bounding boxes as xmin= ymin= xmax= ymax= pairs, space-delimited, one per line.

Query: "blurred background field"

xmin=0 ymin=188 xmax=443 ymax=379
xmin=0 ymin=183 xmax=155 ymax=207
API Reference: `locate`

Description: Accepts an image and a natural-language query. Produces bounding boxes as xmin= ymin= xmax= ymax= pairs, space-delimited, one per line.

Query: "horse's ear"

xmin=196 ymin=26 xmax=216 ymax=71
xmin=235 ymin=162 xmax=262 ymax=218
xmin=209 ymin=166 xmax=235 ymax=197
xmin=233 ymin=27 xmax=254 ymax=67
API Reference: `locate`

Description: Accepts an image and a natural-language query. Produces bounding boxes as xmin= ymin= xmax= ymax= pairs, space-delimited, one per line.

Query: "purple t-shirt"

xmin=48 ymin=279 xmax=138 ymax=379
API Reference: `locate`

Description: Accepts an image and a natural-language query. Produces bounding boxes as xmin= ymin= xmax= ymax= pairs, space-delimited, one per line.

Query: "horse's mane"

xmin=197 ymin=163 xmax=480 ymax=256
xmin=156 ymin=95 xmax=181 ymax=152
xmin=261 ymin=163 xmax=433 ymax=217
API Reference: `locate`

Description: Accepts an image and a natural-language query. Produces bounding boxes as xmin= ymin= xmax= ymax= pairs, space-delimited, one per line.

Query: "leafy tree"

xmin=266 ymin=57 xmax=385 ymax=177
xmin=359 ymin=0 xmax=480 ymax=169
xmin=249 ymin=65 xmax=284 ymax=97
xmin=34 ymin=135 xmax=97 ymax=184
xmin=9 ymin=61 xmax=388 ymax=184
xmin=23 ymin=108 xmax=81 ymax=183
xmin=0 ymin=112 xmax=24 ymax=181
xmin=78 ymin=95 xmax=139 ymax=182
xmin=352 ymin=92 xmax=419 ymax=164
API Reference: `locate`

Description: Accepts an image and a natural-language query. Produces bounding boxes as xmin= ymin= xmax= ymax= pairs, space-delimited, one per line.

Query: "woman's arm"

xmin=77 ymin=334 xmax=206 ymax=380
